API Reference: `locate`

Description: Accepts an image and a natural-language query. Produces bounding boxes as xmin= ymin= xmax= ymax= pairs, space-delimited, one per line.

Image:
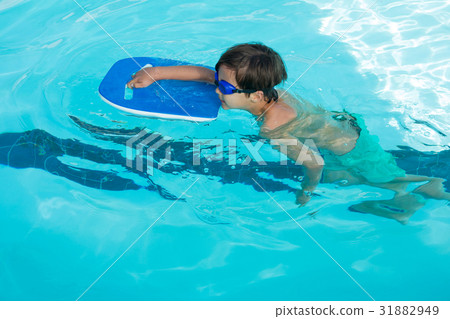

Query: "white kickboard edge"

xmin=99 ymin=94 xmax=216 ymax=122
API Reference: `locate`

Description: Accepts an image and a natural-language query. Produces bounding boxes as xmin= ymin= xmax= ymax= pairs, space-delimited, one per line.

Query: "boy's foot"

xmin=348 ymin=193 xmax=426 ymax=224
xmin=412 ymin=178 xmax=450 ymax=200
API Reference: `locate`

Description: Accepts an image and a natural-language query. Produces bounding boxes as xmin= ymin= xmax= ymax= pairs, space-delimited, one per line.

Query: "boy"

xmin=127 ymin=43 xmax=449 ymax=218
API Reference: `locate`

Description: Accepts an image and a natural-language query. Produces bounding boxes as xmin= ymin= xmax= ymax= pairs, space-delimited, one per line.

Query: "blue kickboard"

xmin=99 ymin=57 xmax=220 ymax=121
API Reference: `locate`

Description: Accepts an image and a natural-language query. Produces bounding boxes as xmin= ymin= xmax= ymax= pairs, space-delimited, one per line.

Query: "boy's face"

xmin=215 ymin=66 xmax=253 ymax=111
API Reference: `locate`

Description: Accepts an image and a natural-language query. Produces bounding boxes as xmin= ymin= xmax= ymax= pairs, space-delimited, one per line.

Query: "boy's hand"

xmin=296 ymin=189 xmax=312 ymax=206
xmin=127 ymin=67 xmax=158 ymax=89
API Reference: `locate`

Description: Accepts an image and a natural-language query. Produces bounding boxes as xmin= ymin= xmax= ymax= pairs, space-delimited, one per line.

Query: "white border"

xmin=99 ymin=94 xmax=216 ymax=122
xmin=2 ymin=301 xmax=450 ymax=319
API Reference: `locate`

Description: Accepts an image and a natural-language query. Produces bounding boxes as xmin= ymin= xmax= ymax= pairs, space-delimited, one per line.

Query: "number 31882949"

xmin=380 ymin=305 xmax=439 ymax=316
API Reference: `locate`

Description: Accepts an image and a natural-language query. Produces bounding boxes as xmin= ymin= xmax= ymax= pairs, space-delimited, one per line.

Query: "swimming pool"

xmin=0 ymin=0 xmax=449 ymax=301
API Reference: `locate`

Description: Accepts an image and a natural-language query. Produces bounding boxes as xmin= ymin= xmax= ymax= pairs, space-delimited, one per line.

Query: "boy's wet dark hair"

xmin=215 ymin=42 xmax=287 ymax=102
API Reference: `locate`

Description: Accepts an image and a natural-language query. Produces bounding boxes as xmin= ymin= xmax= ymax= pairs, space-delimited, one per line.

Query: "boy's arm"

xmin=269 ymin=135 xmax=324 ymax=205
xmin=297 ymin=158 xmax=323 ymax=205
xmin=127 ymin=65 xmax=215 ymax=89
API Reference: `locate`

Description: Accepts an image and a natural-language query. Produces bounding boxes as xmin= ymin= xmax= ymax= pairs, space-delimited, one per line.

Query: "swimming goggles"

xmin=215 ymin=72 xmax=256 ymax=95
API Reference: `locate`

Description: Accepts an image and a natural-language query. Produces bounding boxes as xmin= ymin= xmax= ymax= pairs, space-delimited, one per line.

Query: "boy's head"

xmin=215 ymin=43 xmax=287 ymax=104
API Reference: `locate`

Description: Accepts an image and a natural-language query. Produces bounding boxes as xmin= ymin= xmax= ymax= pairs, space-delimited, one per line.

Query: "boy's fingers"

xmin=127 ymin=77 xmax=153 ymax=89
xmin=127 ymin=80 xmax=136 ymax=88
xmin=133 ymin=82 xmax=146 ymax=88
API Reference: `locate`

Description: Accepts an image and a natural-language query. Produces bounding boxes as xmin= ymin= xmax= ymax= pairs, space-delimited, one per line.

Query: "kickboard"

xmin=99 ymin=57 xmax=220 ymax=121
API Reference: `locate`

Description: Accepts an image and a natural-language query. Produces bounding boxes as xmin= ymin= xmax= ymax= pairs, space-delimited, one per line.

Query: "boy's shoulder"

xmin=261 ymin=100 xmax=298 ymax=131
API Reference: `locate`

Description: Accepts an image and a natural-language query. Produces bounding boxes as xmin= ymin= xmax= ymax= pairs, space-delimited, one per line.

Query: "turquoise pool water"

xmin=0 ymin=0 xmax=449 ymax=301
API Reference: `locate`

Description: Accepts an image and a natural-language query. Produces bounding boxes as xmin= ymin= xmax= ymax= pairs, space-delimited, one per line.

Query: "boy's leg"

xmin=322 ymin=169 xmax=450 ymax=197
xmin=321 ymin=169 xmax=365 ymax=186
xmin=349 ymin=193 xmax=426 ymax=224
xmin=322 ymin=170 xmax=413 ymax=195
xmin=321 ymin=170 xmax=448 ymax=223
xmin=392 ymin=175 xmax=450 ymax=200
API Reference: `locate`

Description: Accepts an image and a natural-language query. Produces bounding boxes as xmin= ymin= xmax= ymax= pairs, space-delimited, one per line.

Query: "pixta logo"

xmin=126 ymin=129 xmax=172 ymax=175
xmin=126 ymin=129 xmax=324 ymax=175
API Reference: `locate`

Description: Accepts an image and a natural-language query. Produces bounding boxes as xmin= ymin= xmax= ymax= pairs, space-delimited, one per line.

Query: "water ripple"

xmin=303 ymin=0 xmax=450 ymax=151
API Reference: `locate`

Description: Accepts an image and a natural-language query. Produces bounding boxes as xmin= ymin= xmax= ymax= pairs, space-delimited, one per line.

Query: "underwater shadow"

xmin=0 ymin=115 xmax=448 ymax=216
